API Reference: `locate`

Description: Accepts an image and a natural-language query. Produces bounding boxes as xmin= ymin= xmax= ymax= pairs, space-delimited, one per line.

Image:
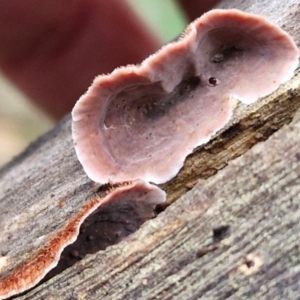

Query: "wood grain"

xmin=18 ymin=98 xmax=300 ymax=300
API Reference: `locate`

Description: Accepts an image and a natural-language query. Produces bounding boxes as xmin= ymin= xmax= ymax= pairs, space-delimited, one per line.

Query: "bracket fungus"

xmin=72 ymin=9 xmax=299 ymax=184
xmin=0 ymin=180 xmax=165 ymax=300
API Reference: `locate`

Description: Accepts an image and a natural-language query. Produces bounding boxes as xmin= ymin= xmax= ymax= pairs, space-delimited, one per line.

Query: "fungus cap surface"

xmin=72 ymin=9 xmax=299 ymax=184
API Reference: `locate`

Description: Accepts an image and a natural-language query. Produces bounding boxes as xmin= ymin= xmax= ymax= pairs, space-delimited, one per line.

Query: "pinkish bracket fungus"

xmin=0 ymin=180 xmax=165 ymax=300
xmin=44 ymin=179 xmax=165 ymax=281
xmin=72 ymin=9 xmax=299 ymax=184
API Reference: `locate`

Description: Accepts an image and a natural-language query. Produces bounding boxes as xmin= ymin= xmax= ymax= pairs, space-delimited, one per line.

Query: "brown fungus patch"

xmin=0 ymin=180 xmax=165 ymax=300
xmin=72 ymin=9 xmax=299 ymax=184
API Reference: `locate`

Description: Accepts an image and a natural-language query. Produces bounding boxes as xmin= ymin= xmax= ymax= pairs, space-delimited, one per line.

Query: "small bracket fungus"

xmin=44 ymin=179 xmax=166 ymax=282
xmin=72 ymin=9 xmax=299 ymax=184
xmin=0 ymin=180 xmax=165 ymax=300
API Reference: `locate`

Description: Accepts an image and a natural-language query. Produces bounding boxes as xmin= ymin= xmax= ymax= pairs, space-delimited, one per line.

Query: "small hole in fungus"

xmin=208 ymin=77 xmax=219 ymax=86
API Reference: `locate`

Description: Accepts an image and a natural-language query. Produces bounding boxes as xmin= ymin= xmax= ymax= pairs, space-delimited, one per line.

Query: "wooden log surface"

xmin=0 ymin=0 xmax=300 ymax=299
xmin=23 ymin=109 xmax=300 ymax=300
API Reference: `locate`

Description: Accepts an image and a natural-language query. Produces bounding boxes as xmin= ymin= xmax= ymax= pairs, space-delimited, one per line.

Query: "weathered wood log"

xmin=23 ymin=109 xmax=300 ymax=300
xmin=0 ymin=0 xmax=300 ymax=299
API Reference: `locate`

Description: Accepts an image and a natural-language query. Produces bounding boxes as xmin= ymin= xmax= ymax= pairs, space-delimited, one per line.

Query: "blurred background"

xmin=0 ymin=0 xmax=188 ymax=167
